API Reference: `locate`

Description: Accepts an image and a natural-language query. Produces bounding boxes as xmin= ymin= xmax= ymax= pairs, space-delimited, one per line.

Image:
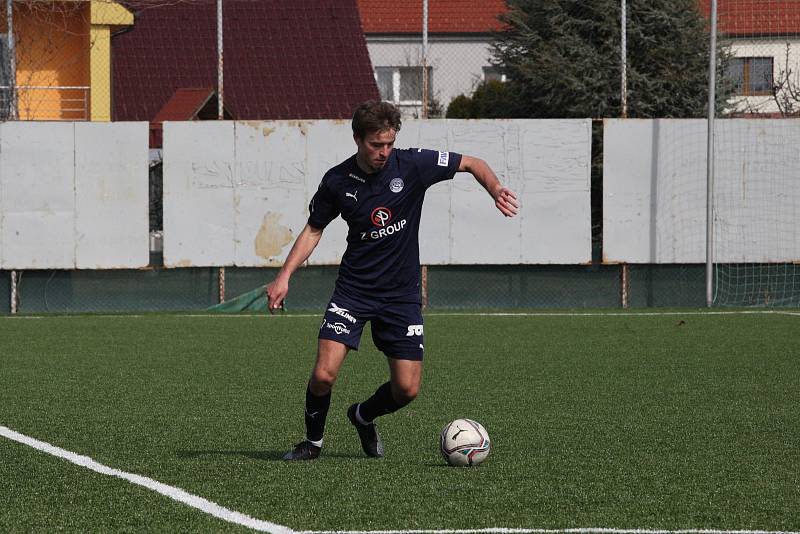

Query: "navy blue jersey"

xmin=308 ymin=148 xmax=462 ymax=300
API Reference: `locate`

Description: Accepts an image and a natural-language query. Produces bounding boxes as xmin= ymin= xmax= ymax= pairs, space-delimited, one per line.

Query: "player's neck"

xmin=355 ymin=154 xmax=382 ymax=176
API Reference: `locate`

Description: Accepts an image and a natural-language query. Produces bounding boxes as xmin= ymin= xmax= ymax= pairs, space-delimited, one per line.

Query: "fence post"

xmin=620 ymin=264 xmax=629 ymax=308
xmin=421 ymin=265 xmax=428 ymax=310
xmin=218 ymin=267 xmax=226 ymax=303
xmin=10 ymin=270 xmax=17 ymax=314
xmin=705 ymin=0 xmax=718 ymax=308
xmin=6 ymin=0 xmax=17 ymax=119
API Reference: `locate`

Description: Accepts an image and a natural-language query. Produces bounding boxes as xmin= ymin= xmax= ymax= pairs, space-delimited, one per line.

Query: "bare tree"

xmin=772 ymin=43 xmax=800 ymax=117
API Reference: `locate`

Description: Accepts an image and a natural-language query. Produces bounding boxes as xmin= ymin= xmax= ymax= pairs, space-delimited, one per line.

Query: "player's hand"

xmin=265 ymin=279 xmax=288 ymax=314
xmin=494 ymin=187 xmax=519 ymax=217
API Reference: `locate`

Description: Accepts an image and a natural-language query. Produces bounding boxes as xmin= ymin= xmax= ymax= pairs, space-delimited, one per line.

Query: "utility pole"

xmin=217 ymin=0 xmax=226 ymax=303
xmin=421 ymin=0 xmax=428 ymax=118
xmin=6 ymin=0 xmax=16 ymax=119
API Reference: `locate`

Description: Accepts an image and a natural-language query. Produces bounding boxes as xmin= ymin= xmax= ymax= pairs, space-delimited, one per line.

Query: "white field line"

xmin=1 ymin=426 xmax=797 ymax=534
xmin=1 ymin=310 xmax=798 ymax=320
xmin=0 ymin=425 xmax=293 ymax=534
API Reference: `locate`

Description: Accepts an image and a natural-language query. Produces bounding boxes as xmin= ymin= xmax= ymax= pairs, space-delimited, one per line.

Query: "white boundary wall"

xmin=604 ymin=118 xmax=800 ymax=263
xmin=162 ymin=119 xmax=593 ymax=268
xmin=0 ymin=122 xmax=149 ymax=269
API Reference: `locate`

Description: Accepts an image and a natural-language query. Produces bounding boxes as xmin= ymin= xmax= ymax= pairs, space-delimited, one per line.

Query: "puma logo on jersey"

xmin=346 ymin=191 xmax=358 ymax=202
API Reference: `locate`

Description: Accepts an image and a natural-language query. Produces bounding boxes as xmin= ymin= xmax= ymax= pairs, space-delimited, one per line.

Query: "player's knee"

xmin=310 ymin=369 xmax=337 ymax=393
xmin=393 ymin=382 xmax=419 ymax=405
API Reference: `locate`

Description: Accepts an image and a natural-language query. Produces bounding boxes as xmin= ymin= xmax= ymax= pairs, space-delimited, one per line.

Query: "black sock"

xmin=305 ymin=384 xmax=331 ymax=443
xmin=358 ymin=381 xmax=410 ymax=423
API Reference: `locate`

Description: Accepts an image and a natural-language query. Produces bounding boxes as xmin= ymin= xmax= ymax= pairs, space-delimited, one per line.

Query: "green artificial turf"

xmin=0 ymin=311 xmax=798 ymax=532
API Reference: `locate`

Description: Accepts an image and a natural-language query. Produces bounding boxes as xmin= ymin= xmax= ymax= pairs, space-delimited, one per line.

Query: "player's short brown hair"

xmin=351 ymin=101 xmax=402 ymax=139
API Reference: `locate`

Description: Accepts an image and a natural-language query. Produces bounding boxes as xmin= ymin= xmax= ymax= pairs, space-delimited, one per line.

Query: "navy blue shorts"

xmin=318 ymin=290 xmax=424 ymax=361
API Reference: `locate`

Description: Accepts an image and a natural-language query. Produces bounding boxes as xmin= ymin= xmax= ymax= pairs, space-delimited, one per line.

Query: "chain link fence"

xmin=1 ymin=1 xmax=798 ymax=312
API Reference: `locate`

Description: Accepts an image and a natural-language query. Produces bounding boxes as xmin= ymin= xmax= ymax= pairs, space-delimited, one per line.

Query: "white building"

xmin=710 ymin=0 xmax=800 ymax=116
xmin=357 ymin=0 xmax=507 ymax=117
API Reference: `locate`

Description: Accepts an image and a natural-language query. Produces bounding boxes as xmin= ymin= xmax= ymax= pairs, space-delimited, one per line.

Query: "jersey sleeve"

xmin=307 ymin=176 xmax=340 ymax=229
xmin=413 ymin=149 xmax=463 ymax=189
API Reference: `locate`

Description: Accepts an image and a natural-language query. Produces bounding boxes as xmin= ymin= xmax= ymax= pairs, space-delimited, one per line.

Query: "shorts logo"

xmin=371 ymin=207 xmax=392 ymax=227
xmin=324 ymin=320 xmax=351 ymax=335
xmin=406 ymin=324 xmax=424 ymax=336
xmin=437 ymin=151 xmax=449 ymax=167
xmin=328 ymin=302 xmax=356 ymax=323
xmin=390 ymin=178 xmax=404 ymax=193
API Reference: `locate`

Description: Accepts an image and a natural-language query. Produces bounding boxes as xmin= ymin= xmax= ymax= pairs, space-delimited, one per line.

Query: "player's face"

xmin=355 ymin=128 xmax=396 ymax=174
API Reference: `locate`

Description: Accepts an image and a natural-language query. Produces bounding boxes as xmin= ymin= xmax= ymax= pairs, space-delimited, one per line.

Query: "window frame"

xmin=374 ymin=65 xmax=433 ymax=106
xmin=728 ymin=56 xmax=774 ymax=97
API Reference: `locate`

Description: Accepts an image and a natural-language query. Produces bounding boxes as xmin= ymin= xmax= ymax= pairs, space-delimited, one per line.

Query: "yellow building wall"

xmin=10 ymin=3 xmax=91 ymax=120
xmin=1 ymin=1 xmax=131 ymax=121
xmin=90 ymin=1 xmax=133 ymax=121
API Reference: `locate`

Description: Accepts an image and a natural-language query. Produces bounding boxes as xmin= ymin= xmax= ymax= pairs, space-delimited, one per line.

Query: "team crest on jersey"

xmin=390 ymin=178 xmax=404 ymax=193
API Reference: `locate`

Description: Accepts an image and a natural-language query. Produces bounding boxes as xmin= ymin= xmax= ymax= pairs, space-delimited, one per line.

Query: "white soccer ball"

xmin=439 ymin=418 xmax=491 ymax=467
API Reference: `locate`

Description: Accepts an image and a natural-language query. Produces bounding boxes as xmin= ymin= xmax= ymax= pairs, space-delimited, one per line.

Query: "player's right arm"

xmin=265 ymin=224 xmax=324 ymax=314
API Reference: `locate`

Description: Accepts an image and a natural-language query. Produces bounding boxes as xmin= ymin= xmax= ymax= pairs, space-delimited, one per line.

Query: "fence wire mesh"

xmin=1 ymin=1 xmax=799 ymax=312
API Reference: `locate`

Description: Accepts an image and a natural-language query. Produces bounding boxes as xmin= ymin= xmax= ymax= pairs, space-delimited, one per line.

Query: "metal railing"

xmin=0 ymin=85 xmax=90 ymax=121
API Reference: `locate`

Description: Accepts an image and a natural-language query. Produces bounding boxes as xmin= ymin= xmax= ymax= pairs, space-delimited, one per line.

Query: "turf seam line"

xmin=0 ymin=425 xmax=294 ymax=534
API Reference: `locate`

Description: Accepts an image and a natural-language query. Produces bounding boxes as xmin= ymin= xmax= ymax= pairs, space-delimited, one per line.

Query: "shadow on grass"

xmin=176 ymin=449 xmax=361 ymax=461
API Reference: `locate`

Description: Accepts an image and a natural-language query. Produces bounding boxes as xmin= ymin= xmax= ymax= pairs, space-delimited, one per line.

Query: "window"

xmin=482 ymin=66 xmax=508 ymax=83
xmin=374 ymin=66 xmax=433 ymax=104
xmin=726 ymin=57 xmax=773 ymax=96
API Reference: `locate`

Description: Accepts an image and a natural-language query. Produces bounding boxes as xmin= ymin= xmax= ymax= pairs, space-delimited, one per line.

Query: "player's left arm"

xmin=458 ymin=155 xmax=519 ymax=218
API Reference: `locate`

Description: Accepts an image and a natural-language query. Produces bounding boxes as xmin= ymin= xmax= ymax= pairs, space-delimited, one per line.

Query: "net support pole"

xmin=705 ymin=0 xmax=718 ymax=307
xmin=620 ymin=0 xmax=627 ymax=118
xmin=217 ymin=0 xmax=224 ymax=120
xmin=10 ymin=270 xmax=17 ymax=314
xmin=421 ymin=0 xmax=428 ymax=119
xmin=7 ymin=0 xmax=16 ymax=119
xmin=217 ymin=0 xmax=226 ymax=303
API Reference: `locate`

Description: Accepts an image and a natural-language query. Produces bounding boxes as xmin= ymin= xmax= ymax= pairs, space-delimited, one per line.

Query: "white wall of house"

xmin=727 ymin=38 xmax=800 ymax=115
xmin=366 ymin=35 xmax=495 ymax=117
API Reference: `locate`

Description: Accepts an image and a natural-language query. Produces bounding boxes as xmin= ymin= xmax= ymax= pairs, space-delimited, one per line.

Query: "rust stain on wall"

xmin=255 ymin=212 xmax=293 ymax=259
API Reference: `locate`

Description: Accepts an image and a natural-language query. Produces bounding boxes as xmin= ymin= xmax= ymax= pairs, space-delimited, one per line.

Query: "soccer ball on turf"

xmin=439 ymin=418 xmax=491 ymax=467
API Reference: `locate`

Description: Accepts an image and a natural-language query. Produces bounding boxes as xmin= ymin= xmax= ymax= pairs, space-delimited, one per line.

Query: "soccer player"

xmin=267 ymin=101 xmax=519 ymax=461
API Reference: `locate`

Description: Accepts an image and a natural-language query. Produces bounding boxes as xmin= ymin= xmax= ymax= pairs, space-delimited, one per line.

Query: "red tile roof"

xmin=357 ymin=0 xmax=507 ymax=34
xmin=699 ymin=0 xmax=800 ymax=36
xmin=152 ymin=88 xmax=216 ymax=123
xmin=112 ymin=0 xmax=379 ymax=123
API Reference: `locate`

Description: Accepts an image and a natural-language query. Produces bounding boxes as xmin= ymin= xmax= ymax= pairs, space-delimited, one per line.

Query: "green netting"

xmin=222 ymin=266 xmax=338 ymax=311
xmin=15 ymin=269 xmax=218 ymax=313
xmin=0 ymin=264 xmax=769 ymax=315
xmin=1 ymin=272 xmax=9 ymax=314
xmin=208 ymin=286 xmax=266 ymax=312
xmin=628 ymin=264 xmax=705 ymax=307
xmin=426 ymin=265 xmax=621 ymax=308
